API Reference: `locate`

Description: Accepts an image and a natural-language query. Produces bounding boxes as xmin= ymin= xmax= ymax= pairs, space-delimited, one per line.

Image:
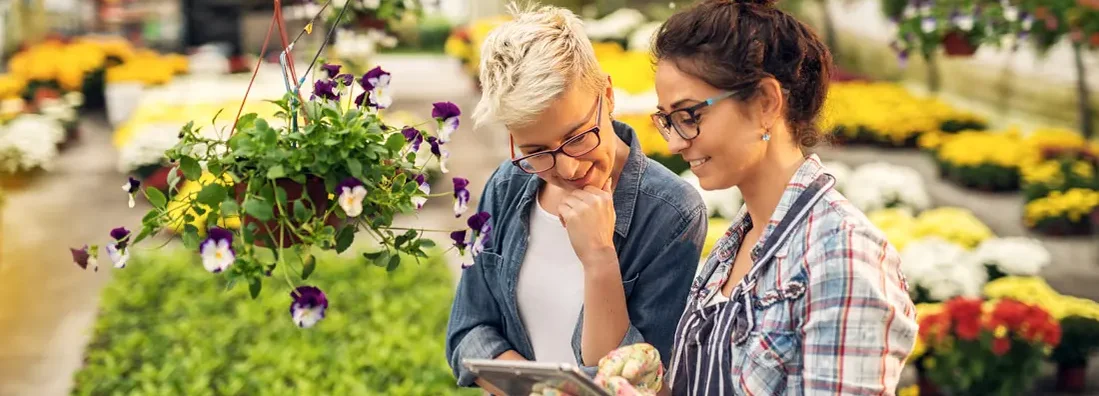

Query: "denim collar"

xmin=514 ymin=120 xmax=646 ymax=238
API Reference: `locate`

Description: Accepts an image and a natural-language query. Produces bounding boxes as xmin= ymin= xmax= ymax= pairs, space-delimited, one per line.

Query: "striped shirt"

xmin=667 ymin=154 xmax=918 ymax=396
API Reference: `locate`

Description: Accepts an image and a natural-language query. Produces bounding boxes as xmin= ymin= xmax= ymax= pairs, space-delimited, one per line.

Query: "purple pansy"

xmin=357 ymin=66 xmax=392 ymax=109
xmin=71 ymin=245 xmax=99 ymax=272
xmin=321 ymin=63 xmax=341 ymax=78
xmin=402 ymin=127 xmax=424 ymax=152
xmin=452 ymin=177 xmax=470 ymax=217
xmin=106 ymin=227 xmax=131 ymax=268
xmin=290 ymin=285 xmax=329 ymax=328
xmin=312 ymin=79 xmax=340 ymax=101
xmin=427 ymin=136 xmax=450 ymax=173
xmin=431 ymin=101 xmax=461 ymax=142
xmin=122 ymin=177 xmax=140 ymax=208
xmin=456 ymin=211 xmax=492 ymax=268
xmin=412 ymin=173 xmax=430 ymax=210
xmin=200 ymin=227 xmax=235 ymax=273
xmin=336 ymin=73 xmax=354 ymax=87
xmin=336 ymin=177 xmax=367 ymax=217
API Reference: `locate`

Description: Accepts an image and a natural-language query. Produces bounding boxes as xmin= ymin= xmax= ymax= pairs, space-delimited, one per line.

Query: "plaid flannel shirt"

xmin=668 ymin=154 xmax=918 ymax=396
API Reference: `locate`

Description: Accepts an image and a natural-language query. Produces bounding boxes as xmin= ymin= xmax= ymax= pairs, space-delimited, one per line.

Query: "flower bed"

xmin=71 ymin=249 xmax=478 ymax=395
xmin=820 ymin=82 xmax=986 ymax=148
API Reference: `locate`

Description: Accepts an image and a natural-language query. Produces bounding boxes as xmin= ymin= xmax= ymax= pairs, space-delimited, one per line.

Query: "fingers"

xmin=602 ymin=177 xmax=613 ymax=192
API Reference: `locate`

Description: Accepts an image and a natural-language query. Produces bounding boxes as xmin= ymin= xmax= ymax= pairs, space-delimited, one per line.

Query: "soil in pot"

xmin=233 ymin=176 xmax=342 ymax=248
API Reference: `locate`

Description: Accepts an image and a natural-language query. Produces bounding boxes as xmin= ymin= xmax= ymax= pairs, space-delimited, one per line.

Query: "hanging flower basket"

xmin=942 ymin=31 xmax=979 ymax=57
xmin=355 ymin=14 xmax=388 ymax=31
xmin=71 ymin=1 xmax=487 ymax=328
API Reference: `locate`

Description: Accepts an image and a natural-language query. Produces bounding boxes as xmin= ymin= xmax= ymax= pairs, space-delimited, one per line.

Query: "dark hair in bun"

xmin=654 ymin=0 xmax=832 ymax=148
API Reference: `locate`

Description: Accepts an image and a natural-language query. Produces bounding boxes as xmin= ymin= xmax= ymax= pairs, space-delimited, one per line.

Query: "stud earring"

xmin=762 ymin=133 xmax=771 ymax=142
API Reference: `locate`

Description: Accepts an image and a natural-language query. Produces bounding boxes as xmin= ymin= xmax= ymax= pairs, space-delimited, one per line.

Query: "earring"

xmin=762 ymin=132 xmax=771 ymax=142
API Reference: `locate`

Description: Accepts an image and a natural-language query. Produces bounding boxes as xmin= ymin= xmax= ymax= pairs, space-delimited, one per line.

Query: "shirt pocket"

xmin=622 ymin=272 xmax=640 ymax=298
xmin=476 ymin=251 xmax=509 ymax=306
xmin=738 ymin=330 xmax=799 ymax=395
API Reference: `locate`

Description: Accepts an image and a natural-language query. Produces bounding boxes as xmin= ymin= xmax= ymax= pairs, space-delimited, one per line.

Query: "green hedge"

xmin=72 ymin=249 xmax=477 ymax=396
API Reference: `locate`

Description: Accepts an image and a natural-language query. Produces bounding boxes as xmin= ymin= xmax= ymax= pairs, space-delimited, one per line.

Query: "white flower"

xmin=106 ymin=243 xmax=130 ymax=269
xmin=901 ymin=237 xmax=987 ymax=301
xmin=584 ymin=8 xmax=647 ymax=41
xmin=361 ymin=0 xmax=380 ymax=10
xmin=200 ymin=228 xmax=235 ymax=273
xmin=613 ymin=89 xmax=658 ymax=117
xmin=921 ymin=18 xmax=937 ymax=34
xmin=972 ymin=237 xmax=1051 ymax=277
xmin=822 ymin=161 xmax=852 ymax=194
xmin=64 ymin=91 xmax=85 ymax=108
xmin=337 ymin=181 xmax=368 ymax=217
xmin=954 ymin=15 xmax=975 ymax=32
xmin=0 ymin=114 xmax=62 ymax=173
xmin=844 ymin=162 xmax=930 ymax=213
xmin=117 ymin=124 xmax=180 ymax=173
xmin=1003 ymin=6 xmax=1019 ymax=22
xmin=681 ymin=170 xmax=742 ymax=219
xmin=627 ymin=21 xmax=663 ymax=52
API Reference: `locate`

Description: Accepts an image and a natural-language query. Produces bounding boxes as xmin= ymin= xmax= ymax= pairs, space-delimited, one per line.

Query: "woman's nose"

xmin=554 ymin=154 xmax=582 ymax=178
xmin=666 ymin=132 xmax=691 ymax=154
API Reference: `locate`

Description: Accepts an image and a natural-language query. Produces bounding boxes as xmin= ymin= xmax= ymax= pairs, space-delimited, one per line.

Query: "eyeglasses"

xmin=510 ymin=96 xmax=603 ymax=174
xmin=650 ymin=91 xmax=739 ymax=141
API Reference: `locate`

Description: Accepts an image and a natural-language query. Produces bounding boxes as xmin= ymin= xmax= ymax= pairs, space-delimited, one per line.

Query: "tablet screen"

xmin=464 ymin=360 xmax=609 ymax=396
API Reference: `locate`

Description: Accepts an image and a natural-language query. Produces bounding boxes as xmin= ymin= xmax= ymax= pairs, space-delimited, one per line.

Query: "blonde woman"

xmin=444 ymin=4 xmax=708 ymax=394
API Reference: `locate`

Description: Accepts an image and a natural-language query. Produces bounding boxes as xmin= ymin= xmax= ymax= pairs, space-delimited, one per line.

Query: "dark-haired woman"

xmin=589 ymin=0 xmax=919 ymax=395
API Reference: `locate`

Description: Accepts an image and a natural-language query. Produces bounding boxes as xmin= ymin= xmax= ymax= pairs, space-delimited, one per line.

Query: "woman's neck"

xmin=738 ymin=146 xmax=806 ymax=231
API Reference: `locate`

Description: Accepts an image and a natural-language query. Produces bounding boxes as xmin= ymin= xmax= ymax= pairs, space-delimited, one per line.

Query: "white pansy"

xmin=922 ymin=18 xmax=937 ymax=34
xmin=844 ymin=162 xmax=930 ymax=213
xmin=338 ymin=185 xmax=368 ymax=217
xmin=361 ymin=0 xmax=380 ymax=10
xmin=901 ymin=237 xmax=988 ymax=301
xmin=106 ymin=243 xmax=130 ymax=269
xmin=972 ymin=237 xmax=1051 ymax=277
xmin=584 ymin=8 xmax=647 ymax=41
xmin=954 ymin=15 xmax=975 ymax=32
xmin=681 ymin=170 xmax=742 ymax=219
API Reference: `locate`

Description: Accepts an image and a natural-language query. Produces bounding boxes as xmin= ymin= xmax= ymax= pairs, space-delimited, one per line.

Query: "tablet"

xmin=463 ymin=359 xmax=610 ymax=396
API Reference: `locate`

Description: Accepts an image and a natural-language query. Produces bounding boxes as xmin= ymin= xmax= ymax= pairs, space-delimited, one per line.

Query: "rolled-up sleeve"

xmin=798 ymin=227 xmax=919 ymax=395
xmin=444 ymin=172 xmax=515 ymax=388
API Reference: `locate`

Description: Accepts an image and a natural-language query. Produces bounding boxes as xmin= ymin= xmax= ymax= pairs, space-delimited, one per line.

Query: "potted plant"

xmin=70 ymin=63 xmax=490 ymax=328
xmin=1023 ymin=188 xmax=1099 ymax=236
xmin=890 ymin=0 xmax=1030 ymax=58
xmin=1051 ymin=315 xmax=1099 ymax=393
xmin=918 ymin=297 xmax=1062 ymax=396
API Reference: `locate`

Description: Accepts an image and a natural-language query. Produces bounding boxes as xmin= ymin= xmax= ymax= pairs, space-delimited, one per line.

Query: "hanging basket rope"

xmin=230 ymin=0 xmax=351 ymax=136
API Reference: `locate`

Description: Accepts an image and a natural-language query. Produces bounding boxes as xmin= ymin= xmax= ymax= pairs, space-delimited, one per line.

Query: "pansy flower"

xmin=71 ymin=245 xmax=99 ymax=272
xmin=336 ymin=73 xmax=354 ymax=87
xmin=356 ymin=66 xmax=392 ymax=109
xmin=336 ymin=177 xmax=368 ymax=217
xmin=432 ymin=101 xmax=461 ymax=142
xmin=200 ymin=227 xmax=235 ymax=273
xmin=122 ymin=177 xmax=140 ymax=208
xmin=412 ymin=174 xmax=430 ymax=210
xmin=402 ymin=127 xmax=423 ymax=152
xmin=106 ymin=227 xmax=131 ymax=268
xmin=290 ymin=285 xmax=329 ymax=328
xmin=312 ymin=79 xmax=339 ymax=101
xmin=452 ymin=177 xmax=470 ymax=217
xmin=455 ymin=212 xmax=492 ymax=269
xmin=321 ymin=63 xmax=341 ymax=78
xmin=427 ymin=136 xmax=450 ymax=173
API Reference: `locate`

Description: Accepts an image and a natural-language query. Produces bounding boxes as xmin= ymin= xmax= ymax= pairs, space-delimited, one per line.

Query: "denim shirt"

xmin=445 ymin=121 xmax=707 ymax=388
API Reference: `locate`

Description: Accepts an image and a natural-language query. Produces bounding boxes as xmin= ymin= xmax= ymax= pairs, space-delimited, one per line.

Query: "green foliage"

xmin=71 ymin=250 xmax=477 ymax=396
xmin=1051 ymin=315 xmax=1099 ymax=366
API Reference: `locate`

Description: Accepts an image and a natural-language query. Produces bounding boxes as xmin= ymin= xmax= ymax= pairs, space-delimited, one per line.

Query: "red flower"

xmin=945 ymin=298 xmax=984 ymax=340
xmin=991 ymin=336 xmax=1012 ymax=356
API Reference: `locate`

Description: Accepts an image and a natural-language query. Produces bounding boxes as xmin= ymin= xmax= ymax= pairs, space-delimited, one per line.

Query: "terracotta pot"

xmin=355 ymin=14 xmax=387 ymax=30
xmin=1056 ymin=363 xmax=1088 ymax=393
xmin=942 ymin=31 xmax=979 ymax=56
xmin=141 ymin=166 xmax=183 ymax=193
xmin=233 ymin=176 xmax=341 ymax=248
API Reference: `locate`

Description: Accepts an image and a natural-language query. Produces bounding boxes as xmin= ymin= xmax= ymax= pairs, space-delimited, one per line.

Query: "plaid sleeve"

xmin=797 ymin=227 xmax=918 ymax=395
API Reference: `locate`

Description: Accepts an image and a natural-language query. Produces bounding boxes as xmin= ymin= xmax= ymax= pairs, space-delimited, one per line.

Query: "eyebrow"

xmin=656 ymin=98 xmax=701 ymax=112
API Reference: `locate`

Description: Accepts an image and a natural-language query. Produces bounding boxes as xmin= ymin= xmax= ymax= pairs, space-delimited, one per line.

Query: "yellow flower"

xmin=1023 ymin=188 xmax=1099 ymax=226
xmin=899 ymin=385 xmax=920 ymax=396
xmin=444 ymin=33 xmax=472 ymax=62
xmin=984 ymin=276 xmax=1099 ymax=320
xmin=166 ymin=172 xmax=240 ymax=235
xmin=702 ymin=218 xmax=731 ymax=258
xmin=619 ymin=114 xmax=670 ymax=156
xmin=1024 ymin=128 xmax=1087 ymax=152
xmin=866 ymin=208 xmax=917 ymax=250
xmin=819 ymin=82 xmax=985 ymax=144
xmin=0 ymin=74 xmax=27 ymax=99
xmin=911 ymin=207 xmax=993 ymax=249
xmin=1021 ymin=160 xmax=1064 ymax=186
xmin=937 ymin=130 xmax=1040 ymax=169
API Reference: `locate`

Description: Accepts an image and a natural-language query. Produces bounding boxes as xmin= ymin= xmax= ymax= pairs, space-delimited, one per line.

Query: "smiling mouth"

xmin=687 ymin=157 xmax=710 ymax=168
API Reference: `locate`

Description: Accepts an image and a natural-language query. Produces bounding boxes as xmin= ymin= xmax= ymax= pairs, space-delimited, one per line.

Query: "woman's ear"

xmin=605 ymin=75 xmax=616 ymax=118
xmin=756 ymin=77 xmax=784 ymax=129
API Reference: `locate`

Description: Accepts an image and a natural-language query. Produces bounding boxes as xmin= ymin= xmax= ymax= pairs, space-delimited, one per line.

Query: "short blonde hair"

xmin=472 ymin=3 xmax=605 ymax=129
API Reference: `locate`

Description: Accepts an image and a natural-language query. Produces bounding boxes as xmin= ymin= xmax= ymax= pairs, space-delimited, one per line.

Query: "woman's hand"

xmin=593 ymin=343 xmax=665 ymax=395
xmin=558 ymin=178 xmax=617 ymax=264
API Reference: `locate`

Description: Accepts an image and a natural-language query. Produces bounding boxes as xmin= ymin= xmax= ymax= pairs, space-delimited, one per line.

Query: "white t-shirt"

xmin=516 ymin=200 xmax=586 ymax=364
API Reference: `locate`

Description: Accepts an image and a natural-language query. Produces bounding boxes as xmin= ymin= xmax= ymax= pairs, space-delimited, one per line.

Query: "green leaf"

xmin=363 ymin=250 xmax=387 ymax=266
xmin=179 ymin=156 xmax=202 ymax=181
xmin=384 ymin=132 xmax=406 ymax=152
xmin=145 ymin=187 xmax=167 ymax=209
xmin=166 ymin=167 xmax=181 ymax=192
xmin=301 ymin=255 xmax=316 ymax=280
xmin=347 ymin=159 xmax=363 ymax=178
xmin=242 ymin=199 xmax=274 ymax=221
xmin=206 ymin=161 xmax=223 ymax=176
xmin=386 ymin=254 xmax=401 ymax=272
xmin=266 ymin=165 xmax=286 ymax=179
xmin=293 ymin=200 xmax=310 ymax=222
xmin=220 ymin=199 xmax=240 ymax=216
xmin=248 ymin=277 xmax=262 ymax=299
xmin=418 ymin=239 xmax=436 ymax=249
xmin=182 ymin=226 xmax=201 ymax=250
xmin=335 ymin=226 xmax=355 ymax=253
xmin=196 ymin=184 xmax=228 ymax=207
xmin=275 ymin=186 xmax=288 ymax=208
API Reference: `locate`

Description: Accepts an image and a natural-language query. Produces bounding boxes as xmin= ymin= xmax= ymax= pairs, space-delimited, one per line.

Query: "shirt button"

xmin=751 ymin=246 xmax=762 ymax=260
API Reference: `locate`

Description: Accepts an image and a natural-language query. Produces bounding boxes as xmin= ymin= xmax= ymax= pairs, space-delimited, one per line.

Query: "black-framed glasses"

xmin=509 ymin=96 xmax=603 ymax=174
xmin=650 ymin=91 xmax=739 ymax=141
